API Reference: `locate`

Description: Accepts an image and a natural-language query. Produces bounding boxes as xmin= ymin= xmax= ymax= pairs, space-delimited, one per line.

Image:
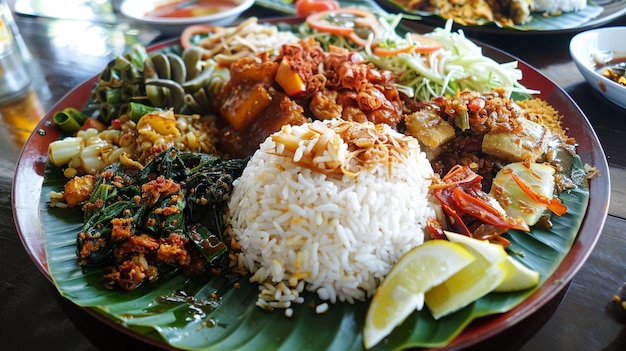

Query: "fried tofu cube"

xmin=63 ymin=174 xmax=95 ymax=208
xmin=482 ymin=118 xmax=549 ymax=162
xmin=404 ymin=109 xmax=456 ymax=150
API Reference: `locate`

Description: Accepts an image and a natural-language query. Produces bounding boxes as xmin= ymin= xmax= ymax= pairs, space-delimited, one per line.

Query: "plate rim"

xmin=11 ymin=18 xmax=611 ymax=350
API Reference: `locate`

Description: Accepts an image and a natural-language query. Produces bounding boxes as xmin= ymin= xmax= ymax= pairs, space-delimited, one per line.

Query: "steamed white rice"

xmin=533 ymin=0 xmax=587 ymax=13
xmin=228 ymin=120 xmax=438 ymax=305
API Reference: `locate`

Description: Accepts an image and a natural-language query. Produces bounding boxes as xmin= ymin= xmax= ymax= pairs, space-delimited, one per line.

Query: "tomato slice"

xmin=306 ymin=8 xmax=381 ymax=47
xmin=180 ymin=24 xmax=214 ymax=51
xmin=295 ymin=0 xmax=340 ymax=17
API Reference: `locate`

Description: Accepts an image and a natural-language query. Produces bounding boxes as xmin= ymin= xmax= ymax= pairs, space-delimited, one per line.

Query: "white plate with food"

xmin=570 ymin=26 xmax=626 ymax=109
xmin=119 ymin=0 xmax=255 ymax=35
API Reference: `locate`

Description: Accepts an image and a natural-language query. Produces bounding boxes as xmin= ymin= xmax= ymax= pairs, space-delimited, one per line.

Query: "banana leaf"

xmin=382 ymin=0 xmax=606 ymax=31
xmin=43 ymin=148 xmax=589 ymax=350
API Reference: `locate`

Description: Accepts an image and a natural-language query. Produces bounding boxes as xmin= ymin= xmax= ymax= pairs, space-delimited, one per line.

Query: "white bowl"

xmin=570 ymin=26 xmax=626 ymax=109
xmin=120 ymin=0 xmax=254 ymax=36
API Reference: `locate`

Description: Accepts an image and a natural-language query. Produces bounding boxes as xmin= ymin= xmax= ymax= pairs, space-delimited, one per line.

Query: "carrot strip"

xmin=511 ymin=173 xmax=568 ymax=216
xmin=373 ymin=45 xmax=415 ymax=57
xmin=409 ymin=33 xmax=443 ymax=54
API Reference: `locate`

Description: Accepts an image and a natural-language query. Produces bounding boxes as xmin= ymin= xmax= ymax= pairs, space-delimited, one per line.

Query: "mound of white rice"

xmin=228 ymin=120 xmax=438 ymax=305
xmin=533 ymin=0 xmax=587 ymax=13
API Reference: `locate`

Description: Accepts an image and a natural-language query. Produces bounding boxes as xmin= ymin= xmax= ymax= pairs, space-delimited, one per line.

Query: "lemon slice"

xmin=424 ymin=231 xmax=510 ymax=320
xmin=363 ymin=240 xmax=476 ymax=350
xmin=494 ymin=255 xmax=540 ymax=292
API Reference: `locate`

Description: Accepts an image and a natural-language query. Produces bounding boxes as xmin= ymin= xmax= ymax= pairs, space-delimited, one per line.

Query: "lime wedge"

xmin=494 ymin=255 xmax=540 ymax=292
xmin=424 ymin=231 xmax=510 ymax=320
xmin=363 ymin=240 xmax=476 ymax=349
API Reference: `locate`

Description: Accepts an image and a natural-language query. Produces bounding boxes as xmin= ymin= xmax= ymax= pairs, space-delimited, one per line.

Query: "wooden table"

xmin=1 ymin=2 xmax=624 ymax=350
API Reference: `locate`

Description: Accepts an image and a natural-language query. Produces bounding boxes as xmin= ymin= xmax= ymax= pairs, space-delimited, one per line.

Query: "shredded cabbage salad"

xmin=300 ymin=14 xmax=539 ymax=101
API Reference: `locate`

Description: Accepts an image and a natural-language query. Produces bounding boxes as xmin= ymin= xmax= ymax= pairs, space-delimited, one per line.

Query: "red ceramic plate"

xmin=12 ymin=20 xmax=610 ymax=350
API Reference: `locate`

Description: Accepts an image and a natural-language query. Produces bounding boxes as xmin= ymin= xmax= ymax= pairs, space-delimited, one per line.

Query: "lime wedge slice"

xmin=363 ymin=240 xmax=476 ymax=349
xmin=425 ymin=231 xmax=510 ymax=320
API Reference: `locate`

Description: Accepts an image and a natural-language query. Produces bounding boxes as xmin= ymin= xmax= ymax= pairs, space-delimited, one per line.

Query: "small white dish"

xmin=570 ymin=26 xmax=626 ymax=109
xmin=119 ymin=0 xmax=254 ymax=36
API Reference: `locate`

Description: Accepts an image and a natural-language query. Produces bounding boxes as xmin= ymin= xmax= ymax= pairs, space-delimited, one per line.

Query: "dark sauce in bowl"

xmin=596 ymin=56 xmax=626 ymax=87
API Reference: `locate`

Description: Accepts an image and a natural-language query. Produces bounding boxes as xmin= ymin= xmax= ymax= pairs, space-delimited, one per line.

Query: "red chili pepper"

xmin=110 ymin=118 xmax=122 ymax=130
xmin=452 ymin=187 xmax=530 ymax=232
xmin=468 ymin=98 xmax=485 ymax=112
xmin=472 ymin=223 xmax=512 ymax=248
xmin=432 ymin=165 xmax=482 ymax=217
xmin=440 ymin=164 xmax=482 ymax=186
xmin=427 ymin=217 xmax=448 ymax=240
xmin=441 ymin=203 xmax=472 ymax=236
xmin=489 ymin=234 xmax=511 ymax=248
xmin=432 ymin=165 xmax=529 ymax=242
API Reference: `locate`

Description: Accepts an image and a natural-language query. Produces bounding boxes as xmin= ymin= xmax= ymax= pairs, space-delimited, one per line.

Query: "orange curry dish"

xmin=212 ymin=38 xmax=404 ymax=158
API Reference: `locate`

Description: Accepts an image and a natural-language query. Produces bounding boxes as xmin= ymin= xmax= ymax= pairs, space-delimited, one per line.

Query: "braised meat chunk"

xmin=219 ymin=93 xmax=308 ymax=158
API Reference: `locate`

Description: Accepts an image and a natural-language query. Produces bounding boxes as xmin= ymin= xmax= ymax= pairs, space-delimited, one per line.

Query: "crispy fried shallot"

xmin=271 ymin=119 xmax=414 ymax=178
